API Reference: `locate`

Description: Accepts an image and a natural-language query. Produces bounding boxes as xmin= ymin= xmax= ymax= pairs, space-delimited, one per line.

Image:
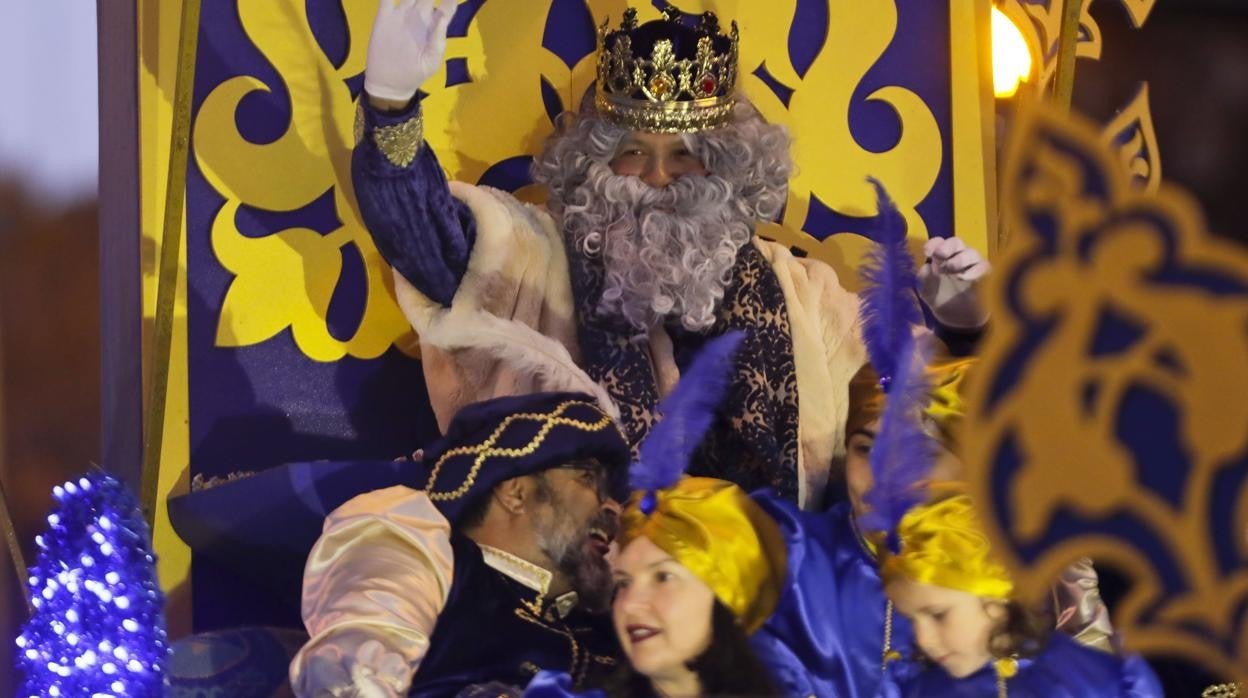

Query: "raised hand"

xmin=917 ymin=236 xmax=992 ymax=329
xmin=365 ymin=0 xmax=457 ymax=103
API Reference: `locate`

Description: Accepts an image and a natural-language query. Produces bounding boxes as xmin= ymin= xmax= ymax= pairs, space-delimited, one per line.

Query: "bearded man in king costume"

xmin=354 ymin=0 xmax=990 ymax=510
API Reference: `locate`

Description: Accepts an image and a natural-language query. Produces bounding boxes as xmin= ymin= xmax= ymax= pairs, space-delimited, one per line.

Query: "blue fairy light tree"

xmin=15 ymin=472 xmax=169 ymax=697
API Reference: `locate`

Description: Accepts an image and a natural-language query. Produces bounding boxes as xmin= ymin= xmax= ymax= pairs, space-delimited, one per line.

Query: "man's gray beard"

xmin=533 ymin=492 xmax=613 ymax=612
xmin=563 ymin=165 xmax=755 ymax=335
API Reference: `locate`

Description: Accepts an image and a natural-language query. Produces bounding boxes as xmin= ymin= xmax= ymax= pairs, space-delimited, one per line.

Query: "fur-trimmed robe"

xmin=394 ymin=182 xmax=866 ymax=509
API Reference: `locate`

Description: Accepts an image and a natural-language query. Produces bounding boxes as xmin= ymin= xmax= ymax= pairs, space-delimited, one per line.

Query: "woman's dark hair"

xmin=987 ymin=599 xmax=1053 ymax=660
xmin=599 ymin=600 xmax=778 ymax=697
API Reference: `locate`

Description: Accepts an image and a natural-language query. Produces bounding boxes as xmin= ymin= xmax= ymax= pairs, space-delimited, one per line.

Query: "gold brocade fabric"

xmin=878 ymin=493 xmax=1014 ymax=600
xmin=620 ymin=477 xmax=787 ymax=634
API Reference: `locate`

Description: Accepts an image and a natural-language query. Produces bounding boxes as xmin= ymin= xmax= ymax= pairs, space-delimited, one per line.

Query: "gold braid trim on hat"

xmin=422 ymin=400 xmax=616 ymax=501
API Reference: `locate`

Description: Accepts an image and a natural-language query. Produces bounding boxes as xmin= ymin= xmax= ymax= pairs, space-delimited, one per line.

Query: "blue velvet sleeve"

xmin=352 ymin=97 xmax=477 ymax=306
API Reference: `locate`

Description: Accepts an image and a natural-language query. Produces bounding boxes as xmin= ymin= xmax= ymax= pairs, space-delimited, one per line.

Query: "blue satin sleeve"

xmin=353 ymin=97 xmax=477 ymax=306
xmin=1119 ymin=654 xmax=1164 ymax=697
xmin=749 ymin=496 xmax=911 ymax=698
xmin=521 ymin=671 xmax=607 ymax=698
xmin=879 ymin=634 xmax=1164 ymax=697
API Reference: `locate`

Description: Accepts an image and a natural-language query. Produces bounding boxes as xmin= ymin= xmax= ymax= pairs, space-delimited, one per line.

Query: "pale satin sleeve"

xmin=289 ymin=486 xmax=455 ymax=697
xmin=1053 ymin=557 xmax=1117 ymax=653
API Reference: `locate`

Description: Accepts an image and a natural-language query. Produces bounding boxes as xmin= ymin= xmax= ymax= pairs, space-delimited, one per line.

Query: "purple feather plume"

xmin=629 ymin=330 xmax=745 ymax=496
xmin=859 ymin=178 xmax=923 ymax=390
xmin=858 ymin=333 xmax=937 ymax=549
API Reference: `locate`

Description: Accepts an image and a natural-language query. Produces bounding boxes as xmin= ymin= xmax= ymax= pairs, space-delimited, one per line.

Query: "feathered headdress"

xmin=856 ymin=179 xmax=938 ymax=551
xmin=630 ymin=329 xmax=745 ymax=512
xmin=620 ymin=329 xmax=787 ymax=634
xmin=859 ymin=334 xmax=935 ymax=550
xmin=859 ymin=178 xmax=924 ymax=393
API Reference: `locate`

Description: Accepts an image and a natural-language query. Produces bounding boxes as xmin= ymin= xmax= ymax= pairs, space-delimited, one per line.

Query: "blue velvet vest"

xmin=409 ymin=535 xmax=620 ymax=697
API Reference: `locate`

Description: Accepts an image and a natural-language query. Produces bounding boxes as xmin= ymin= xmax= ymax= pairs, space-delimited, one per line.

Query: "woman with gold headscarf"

xmin=523 ymin=332 xmax=787 ymax=697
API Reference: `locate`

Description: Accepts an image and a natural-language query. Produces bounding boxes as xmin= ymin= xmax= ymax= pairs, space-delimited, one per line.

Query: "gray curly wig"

xmin=531 ymin=97 xmax=792 ymax=334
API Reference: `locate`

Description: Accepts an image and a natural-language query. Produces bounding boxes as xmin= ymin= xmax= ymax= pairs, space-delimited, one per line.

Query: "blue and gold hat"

xmin=418 ymin=392 xmax=630 ymax=524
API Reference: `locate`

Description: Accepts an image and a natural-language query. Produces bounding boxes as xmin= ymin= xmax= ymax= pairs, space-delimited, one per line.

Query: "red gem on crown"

xmin=700 ymin=76 xmax=717 ymax=95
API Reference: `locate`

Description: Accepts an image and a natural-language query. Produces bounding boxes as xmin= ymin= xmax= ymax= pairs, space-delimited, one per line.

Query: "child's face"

xmin=886 ymin=577 xmax=1006 ymax=678
xmin=845 ymin=419 xmax=965 ymax=520
xmin=612 ymin=536 xmax=717 ymax=683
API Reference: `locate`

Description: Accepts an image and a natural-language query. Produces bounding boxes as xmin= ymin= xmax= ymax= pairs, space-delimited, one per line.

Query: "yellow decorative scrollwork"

xmin=998 ymin=0 xmax=1101 ymax=95
xmin=673 ymin=0 xmax=956 ymax=286
xmin=963 ymin=98 xmax=1248 ymax=682
xmin=1102 ymin=82 xmax=1161 ymax=193
xmin=194 ymin=0 xmax=411 ymax=362
xmin=1118 ymin=0 xmax=1158 ymax=29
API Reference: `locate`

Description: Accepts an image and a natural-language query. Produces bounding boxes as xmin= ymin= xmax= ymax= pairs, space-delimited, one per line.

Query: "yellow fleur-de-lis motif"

xmin=1102 ymin=82 xmax=1161 ymax=193
xmin=964 ymin=98 xmax=1248 ymax=682
xmin=998 ymin=0 xmax=1101 ymax=94
xmin=665 ymin=0 xmax=949 ymax=287
xmin=193 ymin=0 xmax=411 ymax=362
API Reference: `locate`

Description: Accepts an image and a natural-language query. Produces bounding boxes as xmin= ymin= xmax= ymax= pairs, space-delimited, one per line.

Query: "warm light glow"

xmin=992 ymin=7 xmax=1032 ymax=98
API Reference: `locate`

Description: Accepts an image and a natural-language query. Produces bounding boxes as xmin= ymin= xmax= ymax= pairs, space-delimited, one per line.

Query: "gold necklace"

xmin=882 ymin=600 xmax=902 ymax=669
xmin=993 ymin=656 xmax=1018 ymax=698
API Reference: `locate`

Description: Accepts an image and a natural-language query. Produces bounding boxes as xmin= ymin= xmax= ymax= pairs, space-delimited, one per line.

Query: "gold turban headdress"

xmin=620 ymin=477 xmax=786 ymax=634
xmin=846 ymin=350 xmax=977 ymax=449
xmin=877 ymin=492 xmax=1014 ymax=600
xmin=621 ymin=330 xmax=785 ymax=633
xmin=595 ymin=7 xmax=738 ymax=133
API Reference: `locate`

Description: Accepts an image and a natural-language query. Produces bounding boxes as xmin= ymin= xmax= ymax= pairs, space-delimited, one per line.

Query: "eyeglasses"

xmin=558 ymin=460 xmax=610 ymax=501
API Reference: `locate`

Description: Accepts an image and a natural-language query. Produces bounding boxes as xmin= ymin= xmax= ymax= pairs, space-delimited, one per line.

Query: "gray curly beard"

xmin=563 ymin=161 xmax=755 ymax=335
xmin=531 ymin=99 xmax=793 ymax=336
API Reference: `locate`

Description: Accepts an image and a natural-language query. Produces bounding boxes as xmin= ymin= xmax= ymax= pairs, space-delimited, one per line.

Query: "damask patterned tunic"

xmin=355 ymin=99 xmax=867 ymax=509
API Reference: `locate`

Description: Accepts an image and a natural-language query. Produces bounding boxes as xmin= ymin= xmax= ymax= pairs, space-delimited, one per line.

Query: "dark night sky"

xmin=1075 ymin=1 xmax=1248 ymax=246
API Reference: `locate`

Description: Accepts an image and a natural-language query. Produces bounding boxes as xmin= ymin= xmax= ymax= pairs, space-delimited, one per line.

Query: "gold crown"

xmin=595 ymin=8 xmax=739 ymax=133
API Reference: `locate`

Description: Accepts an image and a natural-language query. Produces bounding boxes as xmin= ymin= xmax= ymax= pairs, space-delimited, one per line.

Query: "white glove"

xmin=364 ymin=0 xmax=457 ymax=103
xmin=917 ymin=236 xmax=991 ymax=330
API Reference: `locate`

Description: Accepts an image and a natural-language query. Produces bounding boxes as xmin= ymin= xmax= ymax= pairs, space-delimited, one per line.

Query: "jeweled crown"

xmin=595 ymin=8 xmax=739 ymax=133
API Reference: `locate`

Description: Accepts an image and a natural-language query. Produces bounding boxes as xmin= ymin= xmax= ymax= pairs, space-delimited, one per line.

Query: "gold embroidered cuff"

xmin=367 ymin=105 xmax=425 ymax=168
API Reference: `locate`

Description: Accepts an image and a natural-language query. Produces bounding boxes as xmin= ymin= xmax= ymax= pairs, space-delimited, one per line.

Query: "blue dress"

xmin=750 ymin=497 xmax=913 ymax=697
xmin=878 ymin=633 xmax=1163 ymax=697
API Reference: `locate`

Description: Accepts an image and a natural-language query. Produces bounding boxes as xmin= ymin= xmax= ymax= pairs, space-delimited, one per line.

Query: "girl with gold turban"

xmin=875 ymin=490 xmax=1162 ymax=697
xmin=748 ymin=183 xmax=1132 ymax=698
xmin=524 ymin=331 xmax=788 ymax=697
xmin=853 ymin=266 xmax=1159 ymax=694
